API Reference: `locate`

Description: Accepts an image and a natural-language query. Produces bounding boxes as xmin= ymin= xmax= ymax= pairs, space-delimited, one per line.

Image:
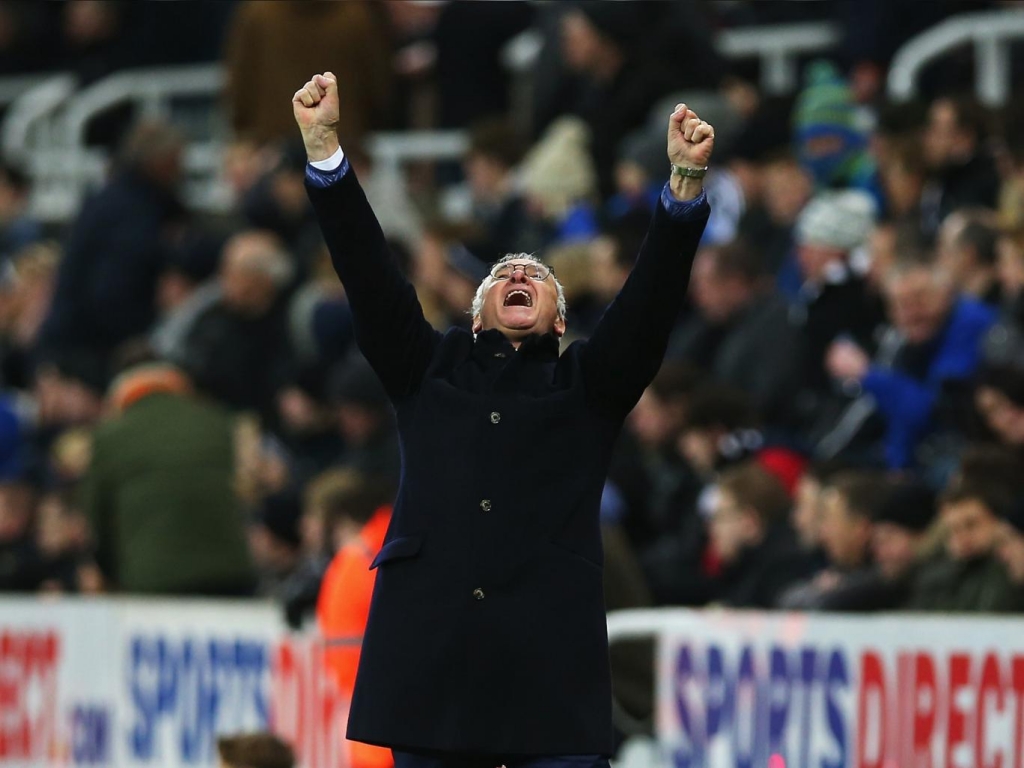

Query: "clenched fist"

xmin=292 ymin=72 xmax=341 ymax=162
xmin=667 ymin=104 xmax=714 ymax=169
xmin=667 ymin=104 xmax=714 ymax=201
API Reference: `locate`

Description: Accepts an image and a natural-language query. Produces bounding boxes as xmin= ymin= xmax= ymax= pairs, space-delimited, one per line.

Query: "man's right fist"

xmin=292 ymin=72 xmax=340 ymax=162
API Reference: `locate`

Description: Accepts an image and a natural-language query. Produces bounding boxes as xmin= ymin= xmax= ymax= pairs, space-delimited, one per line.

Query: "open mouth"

xmin=503 ymin=289 xmax=533 ymax=308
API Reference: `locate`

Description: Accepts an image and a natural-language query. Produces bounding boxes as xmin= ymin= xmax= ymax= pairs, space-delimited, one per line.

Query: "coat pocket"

xmin=369 ymin=534 xmax=424 ymax=570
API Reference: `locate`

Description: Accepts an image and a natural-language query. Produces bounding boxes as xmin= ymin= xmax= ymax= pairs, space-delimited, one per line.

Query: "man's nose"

xmin=510 ymin=268 xmax=529 ymax=283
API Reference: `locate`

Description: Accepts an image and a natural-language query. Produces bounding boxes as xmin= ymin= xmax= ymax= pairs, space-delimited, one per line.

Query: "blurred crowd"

xmin=0 ymin=0 xmax=1023 ymax=647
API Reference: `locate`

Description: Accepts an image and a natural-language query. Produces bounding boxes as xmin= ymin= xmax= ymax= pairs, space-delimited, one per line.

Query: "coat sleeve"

xmin=305 ymin=160 xmax=440 ymax=400
xmin=580 ymin=186 xmax=709 ymax=416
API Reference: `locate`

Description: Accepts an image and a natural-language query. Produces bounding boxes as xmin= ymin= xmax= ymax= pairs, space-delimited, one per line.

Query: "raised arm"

xmin=294 ymin=73 xmax=439 ymax=401
xmin=580 ymin=105 xmax=713 ymax=416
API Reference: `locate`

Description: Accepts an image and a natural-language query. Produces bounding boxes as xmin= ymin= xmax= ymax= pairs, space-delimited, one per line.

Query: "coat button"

xmin=489 ymin=411 xmax=501 ymax=424
xmin=479 ymin=499 xmax=492 ymax=512
xmin=473 ymin=588 xmax=486 ymax=600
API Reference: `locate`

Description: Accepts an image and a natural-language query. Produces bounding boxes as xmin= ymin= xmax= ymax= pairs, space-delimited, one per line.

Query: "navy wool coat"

xmin=306 ymin=162 xmax=709 ymax=756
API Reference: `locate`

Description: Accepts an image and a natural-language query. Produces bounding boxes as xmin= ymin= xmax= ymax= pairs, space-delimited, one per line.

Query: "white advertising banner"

xmin=0 ymin=597 xmax=348 ymax=768
xmin=655 ymin=610 xmax=1024 ymax=768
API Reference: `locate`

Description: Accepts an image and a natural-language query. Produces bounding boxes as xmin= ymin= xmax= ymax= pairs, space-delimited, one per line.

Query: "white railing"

xmin=717 ymin=22 xmax=840 ymax=94
xmin=888 ymin=9 xmax=1024 ymax=105
xmin=1 ymin=73 xmax=76 ymax=162
xmin=0 ymin=72 xmax=61 ymax=108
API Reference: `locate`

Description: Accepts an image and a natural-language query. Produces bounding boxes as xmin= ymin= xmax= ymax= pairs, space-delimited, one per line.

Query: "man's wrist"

xmin=302 ymin=127 xmax=341 ymax=163
xmin=669 ymin=173 xmax=703 ymax=202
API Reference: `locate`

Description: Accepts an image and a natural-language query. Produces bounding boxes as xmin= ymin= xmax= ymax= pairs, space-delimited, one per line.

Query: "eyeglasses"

xmin=489 ymin=261 xmax=554 ymax=281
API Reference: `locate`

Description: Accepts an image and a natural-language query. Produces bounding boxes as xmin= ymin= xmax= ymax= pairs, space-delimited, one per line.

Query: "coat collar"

xmin=473 ymin=329 xmax=561 ymax=362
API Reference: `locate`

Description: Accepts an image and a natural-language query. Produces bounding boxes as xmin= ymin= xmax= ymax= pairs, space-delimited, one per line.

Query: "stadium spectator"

xmin=706 ymin=461 xmax=814 ymax=608
xmin=0 ymin=405 xmax=39 ymax=592
xmin=249 ymin=490 xmax=304 ymax=601
xmin=753 ymin=150 xmax=815 ymax=276
xmin=314 ymin=468 xmax=392 ymax=768
xmin=168 ymin=230 xmax=295 ymax=420
xmin=790 ymin=190 xmax=882 ymax=398
xmin=34 ymin=488 xmax=90 ymax=593
xmin=779 ymin=472 xmax=879 ymax=610
xmin=936 ymin=210 xmax=1002 ymax=307
xmin=518 ymin=117 xmax=600 ymax=250
xmin=877 ymin=137 xmax=927 ymax=221
xmin=223 ymin=0 xmax=392 ymax=148
xmin=430 ymin=2 xmax=534 ymax=130
xmin=412 ymin=222 xmax=490 ymax=332
xmin=792 ymin=62 xmax=880 ymax=203
xmin=676 ymin=384 xmax=763 ymax=480
xmin=240 ymin=142 xmax=322 ymax=269
xmin=0 ymin=242 xmax=59 ymax=390
xmin=976 ymin=321 xmax=1024 ymax=451
xmin=553 ymin=4 xmax=679 ymax=198
xmin=909 ymin=482 xmax=1019 ymax=612
xmin=580 ymin=216 xmax=647 ymax=334
xmin=328 ymin=354 xmax=401 ymax=488
xmin=617 ymin=363 xmax=703 ymax=548
xmin=869 ymin=478 xmax=937 ymax=588
xmin=275 ymin=368 xmax=346 ymax=490
xmin=824 ymin=251 xmax=997 ymax=470
xmin=40 ymin=120 xmax=186 ymax=382
xmin=668 ymin=239 xmax=803 ymax=424
xmin=790 ymin=462 xmax=843 ymax=567
xmin=217 ymin=733 xmax=294 ymax=768
xmin=920 ymin=96 xmax=1001 ymax=235
xmin=82 ymin=363 xmax=256 ymax=595
xmin=459 ymin=118 xmax=529 ymax=262
xmin=0 ymin=161 xmax=41 ymax=264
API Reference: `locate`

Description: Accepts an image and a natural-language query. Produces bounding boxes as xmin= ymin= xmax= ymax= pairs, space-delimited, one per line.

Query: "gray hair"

xmin=470 ymin=253 xmax=567 ymax=321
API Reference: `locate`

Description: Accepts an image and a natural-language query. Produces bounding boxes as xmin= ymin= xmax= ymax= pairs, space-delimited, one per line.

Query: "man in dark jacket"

xmin=667 ymin=239 xmax=803 ymax=426
xmin=294 ymin=72 xmax=714 ymax=766
xmin=39 ymin=121 xmax=186 ymax=378
xmin=909 ymin=482 xmax=1020 ymax=612
xmin=706 ymin=461 xmax=815 ymax=608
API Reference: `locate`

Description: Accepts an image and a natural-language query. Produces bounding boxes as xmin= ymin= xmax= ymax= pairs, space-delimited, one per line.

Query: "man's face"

xmin=463 ymin=153 xmax=508 ymax=202
xmin=561 ymin=10 xmax=604 ymax=73
xmin=473 ymin=260 xmax=565 ymax=342
xmin=996 ymin=522 xmax=1024 ymax=584
xmin=923 ymin=99 xmax=968 ymax=169
xmin=975 ymin=386 xmax=1024 ymax=447
xmin=797 ymin=243 xmax=846 ymax=283
xmin=818 ymin=489 xmax=871 ymax=569
xmin=935 ymin=213 xmax=971 ymax=282
xmin=690 ymin=251 xmax=749 ymax=324
xmin=886 ymin=268 xmax=952 ymax=345
xmin=942 ymin=499 xmax=998 ymax=562
xmin=997 ymin=234 xmax=1024 ymax=298
xmin=871 ymin=522 xmax=920 ymax=580
xmin=792 ymin=476 xmax=823 ymax=550
xmin=707 ymin=488 xmax=758 ymax=565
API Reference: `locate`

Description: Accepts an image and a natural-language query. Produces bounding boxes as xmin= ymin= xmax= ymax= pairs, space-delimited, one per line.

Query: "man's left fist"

xmin=667 ymin=104 xmax=715 ymax=169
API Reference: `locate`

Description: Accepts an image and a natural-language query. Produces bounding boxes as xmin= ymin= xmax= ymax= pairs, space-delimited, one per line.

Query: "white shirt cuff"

xmin=309 ymin=147 xmax=346 ymax=172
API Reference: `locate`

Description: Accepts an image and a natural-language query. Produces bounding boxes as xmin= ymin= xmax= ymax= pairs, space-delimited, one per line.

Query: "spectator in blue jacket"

xmin=824 ymin=251 xmax=997 ymax=471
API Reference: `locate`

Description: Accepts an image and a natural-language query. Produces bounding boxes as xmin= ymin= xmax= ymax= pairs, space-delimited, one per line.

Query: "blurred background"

xmin=2 ymin=1 xmax=1024 ymax=767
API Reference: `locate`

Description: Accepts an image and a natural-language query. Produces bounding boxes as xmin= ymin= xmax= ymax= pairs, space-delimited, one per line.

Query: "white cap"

xmin=795 ymin=190 xmax=877 ymax=251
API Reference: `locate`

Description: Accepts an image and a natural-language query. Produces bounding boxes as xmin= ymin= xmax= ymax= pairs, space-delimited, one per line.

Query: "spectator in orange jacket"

xmin=311 ymin=468 xmax=393 ymax=768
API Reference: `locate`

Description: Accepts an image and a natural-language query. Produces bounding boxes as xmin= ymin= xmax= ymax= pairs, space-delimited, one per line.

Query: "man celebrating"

xmin=294 ymin=72 xmax=713 ymax=768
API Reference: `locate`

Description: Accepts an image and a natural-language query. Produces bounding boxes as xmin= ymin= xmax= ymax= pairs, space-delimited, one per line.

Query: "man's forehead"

xmin=493 ymin=256 xmax=546 ymax=268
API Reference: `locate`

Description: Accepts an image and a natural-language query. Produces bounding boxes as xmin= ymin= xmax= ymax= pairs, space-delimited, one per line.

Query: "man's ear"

xmin=472 ymin=316 xmax=483 ymax=334
xmin=554 ymin=315 xmax=566 ymax=337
